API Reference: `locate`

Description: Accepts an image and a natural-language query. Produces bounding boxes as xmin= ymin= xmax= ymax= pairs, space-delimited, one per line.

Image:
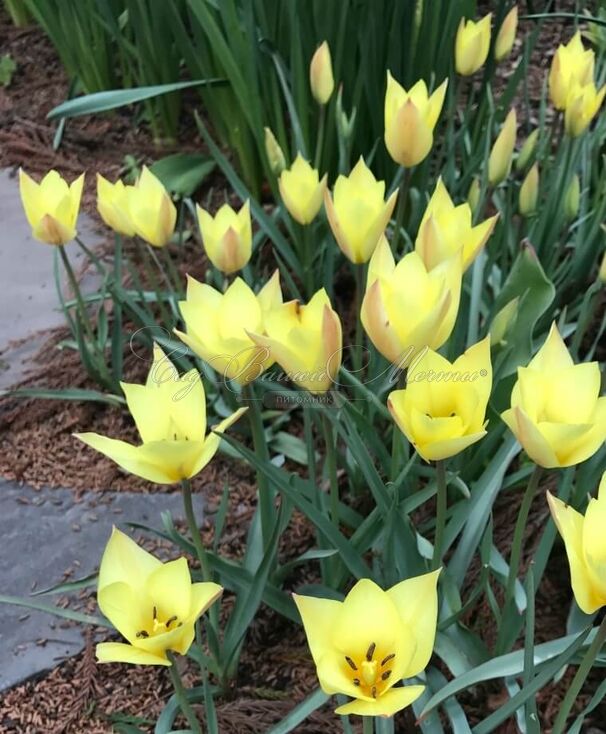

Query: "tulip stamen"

xmin=166 ymin=615 xmax=178 ymax=628
xmin=345 ymin=656 xmax=358 ymax=671
xmin=381 ymin=653 xmax=395 ymax=666
xmin=136 ymin=630 xmax=149 ymax=638
xmin=353 ymin=678 xmax=360 ymax=686
xmin=366 ymin=642 xmax=376 ymax=662
xmin=382 ymin=670 xmax=392 ymax=681
xmin=371 ymin=686 xmax=377 ymax=699
xmin=153 ymin=606 xmax=158 ymax=620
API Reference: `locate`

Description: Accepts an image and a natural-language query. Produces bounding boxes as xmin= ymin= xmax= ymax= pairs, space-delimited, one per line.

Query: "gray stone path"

xmin=0 ymin=481 xmax=203 ymax=690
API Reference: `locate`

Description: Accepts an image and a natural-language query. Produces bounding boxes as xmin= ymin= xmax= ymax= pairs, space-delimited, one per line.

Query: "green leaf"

xmin=266 ymin=688 xmax=330 ymax=734
xmin=0 ymin=54 xmax=17 ymax=86
xmin=31 ymin=572 xmax=98 ymax=597
xmin=0 ymin=594 xmax=110 ymax=628
xmin=3 ymin=387 xmax=125 ymax=406
xmin=150 ymin=153 xmax=216 ymax=197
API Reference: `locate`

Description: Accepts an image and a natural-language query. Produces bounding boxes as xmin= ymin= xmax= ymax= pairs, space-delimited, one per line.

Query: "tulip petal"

xmin=316 ymin=650 xmax=375 ymax=700
xmin=98 ymin=527 xmax=161 ymax=591
xmin=96 ymin=641 xmax=171 ymax=666
xmin=529 ymin=323 xmax=573 ymax=371
xmin=501 ymin=406 xmax=560 ymax=468
xmin=97 ymin=581 xmax=149 ymax=642
xmin=293 ymin=593 xmax=341 ymax=665
xmin=334 ymin=685 xmax=425 ymax=717
xmin=147 ymin=557 xmax=193 ymax=621
xmin=189 ymin=582 xmax=223 ymax=621
xmin=416 ymin=429 xmax=487 ymax=462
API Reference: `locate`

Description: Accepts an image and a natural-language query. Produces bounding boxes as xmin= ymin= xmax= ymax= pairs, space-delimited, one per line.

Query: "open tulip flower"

xmin=127 ymin=166 xmax=177 ymax=248
xmin=197 ymin=200 xmax=252 ymax=274
xmin=455 ymin=14 xmax=492 ymax=76
xmin=96 ymin=174 xmax=135 ymax=237
xmin=324 ymin=157 xmax=398 ymax=264
xmin=388 ymin=336 xmax=492 ymax=461
xmin=278 ymin=154 xmax=327 ymax=225
xmin=564 ymin=81 xmax=606 ymax=138
xmin=384 ymin=73 xmax=448 ymax=168
xmin=415 ymin=178 xmax=498 ymax=272
xmin=96 ymin=527 xmax=222 ymax=665
xmin=19 ymin=169 xmax=84 ymax=246
xmin=294 ymin=570 xmax=440 ymax=716
xmin=501 ymin=323 xmax=606 ymax=468
xmin=549 ymin=31 xmax=595 ymax=111
xmin=361 ymin=237 xmax=462 ymax=365
xmin=248 ymin=289 xmax=342 ymax=394
xmin=75 ymin=344 xmax=246 ymax=483
xmin=175 ymin=272 xmax=283 ymax=385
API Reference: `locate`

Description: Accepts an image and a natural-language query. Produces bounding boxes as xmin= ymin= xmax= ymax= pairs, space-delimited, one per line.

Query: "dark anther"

xmin=371 ymin=686 xmax=377 ymax=699
xmin=136 ymin=630 xmax=149 ymax=638
xmin=450 ymin=411 xmax=456 ymax=417
xmin=345 ymin=656 xmax=358 ymax=671
xmin=166 ymin=615 xmax=177 ymax=628
xmin=366 ymin=642 xmax=376 ymax=662
xmin=353 ymin=678 xmax=360 ymax=686
xmin=382 ymin=670 xmax=392 ymax=681
xmin=153 ymin=606 xmax=157 ymax=620
xmin=381 ymin=653 xmax=395 ymax=666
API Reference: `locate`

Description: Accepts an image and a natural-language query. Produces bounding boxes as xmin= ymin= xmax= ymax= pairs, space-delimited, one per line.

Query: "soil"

xmin=1 ymin=3 xmax=605 ymax=733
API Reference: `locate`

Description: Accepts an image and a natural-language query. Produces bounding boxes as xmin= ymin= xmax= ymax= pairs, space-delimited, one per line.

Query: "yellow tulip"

xmin=547 ymin=472 xmax=606 ymax=614
xmin=96 ymin=527 xmax=222 ymax=665
xmin=494 ymin=6 xmax=518 ymax=62
xmin=278 ymin=154 xmax=327 ymax=225
xmin=248 ymin=289 xmax=342 ymax=394
xmin=324 ymin=157 xmax=398 ymax=264
xmin=197 ymin=200 xmax=252 ymax=275
xmin=564 ymin=81 xmax=606 ymax=137
xmin=294 ymin=571 xmax=440 ymax=716
xmin=564 ymin=174 xmax=580 ymax=220
xmin=501 ymin=323 xmax=606 ymax=468
xmin=519 ymin=163 xmax=539 ymax=216
xmin=515 ymin=128 xmax=539 ymax=172
xmin=488 ymin=108 xmax=517 ymax=185
xmin=127 ymin=166 xmax=177 ymax=247
xmin=467 ymin=177 xmax=481 ymax=215
xmin=175 ymin=271 xmax=283 ymax=385
xmin=549 ymin=31 xmax=595 ymax=111
xmin=384 ymin=73 xmax=448 ymax=168
xmin=309 ymin=41 xmax=334 ymax=105
xmin=264 ymin=126 xmax=286 ymax=175
xmin=599 ymin=250 xmax=606 ymax=283
xmin=19 ymin=168 xmax=84 ymax=246
xmin=455 ymin=14 xmax=491 ymax=76
xmin=388 ymin=337 xmax=492 ymax=462
xmin=361 ymin=237 xmax=462 ymax=364
xmin=75 ymin=344 xmax=246 ymax=484
xmin=415 ymin=178 xmax=498 ymax=272
xmin=490 ymin=297 xmax=519 ymax=346
xmin=96 ymin=174 xmax=135 ymax=237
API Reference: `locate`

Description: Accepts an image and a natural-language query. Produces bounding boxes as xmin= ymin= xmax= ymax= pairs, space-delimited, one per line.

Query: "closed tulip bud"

xmin=490 ymin=297 xmax=519 ymax=346
xmin=127 ymin=166 xmax=177 ymax=248
xmin=19 ymin=169 xmax=84 ymax=246
xmin=384 ymin=72 xmax=448 ymax=168
xmin=549 ymin=31 xmax=595 ymax=111
xmin=309 ymin=41 xmax=334 ymax=105
xmin=388 ymin=336 xmax=492 ymax=461
xmin=264 ymin=127 xmax=286 ymax=175
xmin=488 ymin=108 xmax=517 ymax=185
xmin=197 ymin=200 xmax=251 ymax=274
xmin=294 ymin=570 xmax=440 ymax=716
xmin=515 ymin=128 xmax=539 ymax=172
xmin=599 ymin=250 xmax=606 ymax=283
xmin=495 ymin=6 xmax=518 ymax=61
xmin=361 ymin=237 xmax=462 ymax=365
xmin=75 ymin=344 xmax=246 ymax=483
xmin=547 ymin=472 xmax=606 ymax=614
xmin=501 ymin=322 xmax=606 ymax=468
xmin=336 ymin=84 xmax=356 ymax=142
xmin=324 ymin=157 xmax=398 ymax=264
xmin=278 ymin=154 xmax=327 ymax=225
xmin=467 ymin=178 xmax=481 ymax=214
xmin=519 ymin=163 xmax=539 ymax=216
xmin=96 ymin=174 xmax=135 ymax=236
xmin=95 ymin=527 xmax=223 ymax=665
xmin=248 ymin=289 xmax=342 ymax=394
xmin=564 ymin=81 xmax=606 ymax=137
xmin=455 ymin=14 xmax=491 ymax=76
xmin=416 ymin=178 xmax=498 ymax=272
xmin=175 ymin=272 xmax=283 ymax=385
xmin=564 ymin=175 xmax=580 ymax=220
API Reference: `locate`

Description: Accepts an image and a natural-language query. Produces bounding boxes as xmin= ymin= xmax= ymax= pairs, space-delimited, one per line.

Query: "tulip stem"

xmin=432 ymin=460 xmax=447 ymax=571
xmin=314 ymin=105 xmax=326 ymax=171
xmin=552 ymin=616 xmax=606 ymax=734
xmin=166 ymin=650 xmax=203 ymax=734
xmin=362 ymin=716 xmax=374 ymax=734
xmin=352 ymin=263 xmax=366 ymax=374
xmin=391 ymin=167 xmax=412 ymax=253
xmin=322 ymin=413 xmax=339 ymax=532
xmin=181 ymin=479 xmax=213 ymax=583
xmin=504 ymin=465 xmax=543 ymax=606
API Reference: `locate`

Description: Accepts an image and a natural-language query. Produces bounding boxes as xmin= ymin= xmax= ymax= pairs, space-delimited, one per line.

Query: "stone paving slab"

xmin=0 ymin=481 xmax=203 ymax=690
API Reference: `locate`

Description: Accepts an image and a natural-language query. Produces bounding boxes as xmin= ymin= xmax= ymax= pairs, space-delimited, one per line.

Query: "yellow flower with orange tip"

xmin=549 ymin=31 xmax=595 ymax=111
xmin=96 ymin=527 xmax=222 ymax=666
xmin=547 ymin=472 xmax=606 ymax=614
xmin=501 ymin=323 xmax=606 ymax=468
xmin=75 ymin=344 xmax=246 ymax=484
xmin=415 ymin=178 xmax=498 ymax=272
xmin=361 ymin=237 xmax=462 ymax=365
xmin=488 ymin=108 xmax=517 ymax=185
xmin=384 ymin=73 xmax=448 ymax=168
xmin=564 ymin=81 xmax=606 ymax=137
xmin=19 ymin=168 xmax=84 ymax=246
xmin=278 ymin=154 xmax=327 ymax=225
xmin=388 ymin=337 xmax=492 ymax=462
xmin=197 ymin=200 xmax=252 ymax=275
xmin=127 ymin=166 xmax=177 ymax=248
xmin=96 ymin=174 xmax=135 ymax=237
xmin=293 ymin=570 xmax=440 ymax=716
xmin=309 ymin=41 xmax=334 ymax=105
xmin=248 ymin=289 xmax=342 ymax=394
xmin=455 ymin=14 xmax=492 ymax=76
xmin=175 ymin=272 xmax=283 ymax=385
xmin=494 ymin=6 xmax=518 ymax=62
xmin=324 ymin=157 xmax=398 ymax=264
